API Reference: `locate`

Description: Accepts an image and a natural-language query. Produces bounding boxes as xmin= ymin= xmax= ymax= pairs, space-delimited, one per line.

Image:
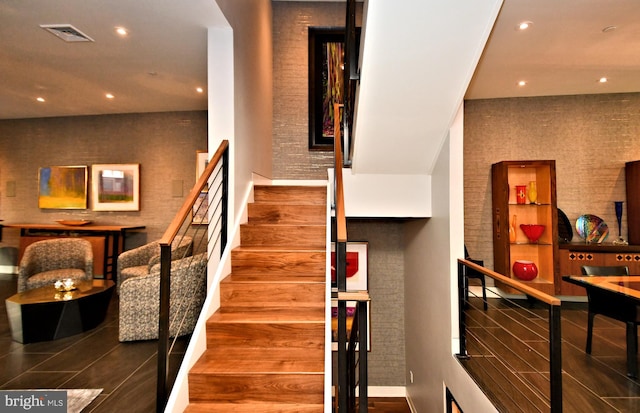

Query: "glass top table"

xmin=563 ymin=275 xmax=640 ymax=299
xmin=5 ymin=279 xmax=115 ymax=343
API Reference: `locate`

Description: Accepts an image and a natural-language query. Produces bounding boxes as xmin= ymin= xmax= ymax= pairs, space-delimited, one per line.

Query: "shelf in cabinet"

xmin=508 ymin=203 xmax=551 ymax=207
xmin=510 ymin=242 xmax=553 ymax=246
xmin=511 ymin=277 xmax=553 ymax=285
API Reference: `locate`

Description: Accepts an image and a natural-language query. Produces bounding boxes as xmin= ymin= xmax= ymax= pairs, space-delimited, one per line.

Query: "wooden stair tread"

xmin=224 ymin=273 xmax=325 ymax=283
xmin=252 ymin=200 xmax=326 ymax=205
xmin=222 ymin=275 xmax=325 ymax=284
xmin=191 ymin=348 xmax=324 ymax=374
xmin=232 ymin=245 xmax=325 ymax=252
xmin=242 ymin=223 xmax=326 ymax=228
xmin=209 ymin=306 xmax=325 ymax=323
xmin=185 ymin=402 xmax=324 ymax=413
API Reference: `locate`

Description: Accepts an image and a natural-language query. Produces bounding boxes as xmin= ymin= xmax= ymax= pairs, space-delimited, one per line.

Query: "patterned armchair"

xmin=18 ymin=238 xmax=93 ymax=293
xmin=118 ymin=252 xmax=208 ymax=342
xmin=116 ymin=236 xmax=193 ymax=292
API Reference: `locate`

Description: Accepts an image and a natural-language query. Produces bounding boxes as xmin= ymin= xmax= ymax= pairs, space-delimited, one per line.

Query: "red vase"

xmin=515 ymin=185 xmax=527 ymax=204
xmin=512 ymin=260 xmax=538 ymax=281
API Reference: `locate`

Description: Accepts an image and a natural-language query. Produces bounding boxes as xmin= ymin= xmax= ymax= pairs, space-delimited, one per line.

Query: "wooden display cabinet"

xmin=492 ymin=160 xmax=559 ymax=295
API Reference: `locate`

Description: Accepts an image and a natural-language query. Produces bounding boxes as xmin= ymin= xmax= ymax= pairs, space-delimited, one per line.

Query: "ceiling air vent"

xmin=40 ymin=24 xmax=95 ymax=42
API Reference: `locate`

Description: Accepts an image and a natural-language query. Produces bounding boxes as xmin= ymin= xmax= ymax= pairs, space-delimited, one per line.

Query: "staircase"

xmin=186 ymin=185 xmax=327 ymax=412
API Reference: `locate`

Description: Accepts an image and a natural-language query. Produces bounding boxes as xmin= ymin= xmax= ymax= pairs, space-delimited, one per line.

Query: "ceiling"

xmin=0 ymin=0 xmax=227 ymax=120
xmin=1 ymin=0 xmax=640 ymax=120
xmin=466 ymin=0 xmax=640 ymax=100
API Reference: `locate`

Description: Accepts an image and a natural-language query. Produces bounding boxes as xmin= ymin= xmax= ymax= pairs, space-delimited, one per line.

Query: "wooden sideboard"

xmin=3 ymin=223 xmax=145 ymax=280
xmin=558 ymin=243 xmax=640 ymax=295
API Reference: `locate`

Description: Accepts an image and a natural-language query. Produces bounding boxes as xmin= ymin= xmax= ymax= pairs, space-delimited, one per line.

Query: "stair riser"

xmin=240 ymin=225 xmax=325 ymax=248
xmin=248 ymin=204 xmax=326 ymax=225
xmin=188 ymin=374 xmax=324 ymax=404
xmin=231 ymin=250 xmax=325 ymax=276
xmin=206 ymin=323 xmax=324 ymax=349
xmin=254 ymin=186 xmax=326 ymax=205
xmin=220 ymin=283 xmax=325 ymax=307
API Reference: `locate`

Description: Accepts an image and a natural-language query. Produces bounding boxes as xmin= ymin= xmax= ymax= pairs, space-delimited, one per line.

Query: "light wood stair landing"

xmin=186 ymin=185 xmax=327 ymax=412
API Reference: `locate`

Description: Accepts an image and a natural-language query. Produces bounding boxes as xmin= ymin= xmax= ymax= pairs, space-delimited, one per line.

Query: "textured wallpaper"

xmin=348 ymin=219 xmax=406 ymax=386
xmin=272 ymin=1 xmax=362 ymax=179
xmin=464 ymin=93 xmax=640 ymax=271
xmin=0 ymin=111 xmax=208 ymax=248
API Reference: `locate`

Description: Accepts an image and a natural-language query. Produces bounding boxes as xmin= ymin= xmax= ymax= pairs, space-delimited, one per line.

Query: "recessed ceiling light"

xmin=517 ymin=21 xmax=533 ymax=31
xmin=115 ymin=27 xmax=128 ymax=36
xmin=517 ymin=80 xmax=527 ymax=87
xmin=105 ymin=93 xmax=115 ymax=99
xmin=196 ymin=87 xmax=204 ymax=93
xmin=36 ymin=97 xmax=45 ymax=103
xmin=599 ymin=77 xmax=608 ymax=83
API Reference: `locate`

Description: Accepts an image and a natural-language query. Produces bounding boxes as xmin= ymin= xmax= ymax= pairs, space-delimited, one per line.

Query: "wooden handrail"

xmin=334 ymin=103 xmax=347 ymax=243
xmin=338 ymin=291 xmax=370 ymax=301
xmin=159 ymin=140 xmax=229 ymax=246
xmin=459 ymin=258 xmax=561 ymax=306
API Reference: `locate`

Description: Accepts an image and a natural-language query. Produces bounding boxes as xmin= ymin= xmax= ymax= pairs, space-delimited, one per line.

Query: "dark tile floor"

xmin=1 ymin=273 xmax=413 ymax=412
xmin=462 ymin=294 xmax=640 ymax=413
xmin=0 ymin=273 xmax=187 ymax=413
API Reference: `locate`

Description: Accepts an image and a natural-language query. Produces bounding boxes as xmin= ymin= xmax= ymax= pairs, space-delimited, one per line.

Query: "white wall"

xmin=342 ymin=170 xmax=431 ymax=218
xmin=404 ymin=106 xmax=497 ymax=412
xmin=214 ymin=0 xmax=274 ymax=219
xmin=167 ymin=2 xmax=274 ymax=410
xmin=352 ymin=0 xmax=503 ymax=176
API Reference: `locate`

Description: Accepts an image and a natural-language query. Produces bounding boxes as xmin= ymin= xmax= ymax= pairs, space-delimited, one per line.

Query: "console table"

xmin=3 ymin=223 xmax=145 ymax=280
xmin=559 ymin=243 xmax=640 ymax=295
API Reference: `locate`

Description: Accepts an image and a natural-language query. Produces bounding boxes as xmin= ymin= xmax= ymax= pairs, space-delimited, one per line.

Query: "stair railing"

xmin=457 ymin=259 xmax=563 ymax=412
xmin=333 ymin=103 xmax=369 ymax=413
xmin=156 ymin=140 xmax=229 ymax=412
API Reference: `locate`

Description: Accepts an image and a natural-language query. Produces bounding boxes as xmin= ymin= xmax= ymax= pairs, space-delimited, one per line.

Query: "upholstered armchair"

xmin=116 ymin=236 xmax=193 ymax=292
xmin=118 ymin=252 xmax=208 ymax=342
xmin=17 ymin=238 xmax=93 ymax=293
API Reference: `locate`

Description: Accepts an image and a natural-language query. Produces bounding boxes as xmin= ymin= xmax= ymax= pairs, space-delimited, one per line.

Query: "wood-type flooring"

xmin=0 ymin=273 xmax=187 ymax=412
xmin=0 ymin=272 xmax=411 ymax=412
xmin=462 ymin=294 xmax=640 ymax=413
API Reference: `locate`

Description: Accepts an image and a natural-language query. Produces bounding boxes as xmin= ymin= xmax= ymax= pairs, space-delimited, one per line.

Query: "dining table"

xmin=563 ymin=275 xmax=640 ymax=378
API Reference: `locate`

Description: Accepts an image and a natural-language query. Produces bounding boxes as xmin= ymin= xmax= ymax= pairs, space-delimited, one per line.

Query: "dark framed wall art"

xmin=308 ymin=27 xmax=348 ymax=150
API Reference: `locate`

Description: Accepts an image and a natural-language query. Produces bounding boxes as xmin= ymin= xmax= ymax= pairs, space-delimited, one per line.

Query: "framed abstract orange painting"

xmin=38 ymin=165 xmax=87 ymax=209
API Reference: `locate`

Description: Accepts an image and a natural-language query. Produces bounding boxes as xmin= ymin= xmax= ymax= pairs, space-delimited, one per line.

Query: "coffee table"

xmin=5 ymin=279 xmax=115 ymax=344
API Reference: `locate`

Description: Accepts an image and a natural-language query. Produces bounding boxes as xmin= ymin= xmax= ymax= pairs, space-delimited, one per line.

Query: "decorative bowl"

xmin=56 ymin=219 xmax=92 ymax=226
xmin=520 ymin=224 xmax=545 ymax=243
xmin=512 ymin=260 xmax=538 ymax=281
